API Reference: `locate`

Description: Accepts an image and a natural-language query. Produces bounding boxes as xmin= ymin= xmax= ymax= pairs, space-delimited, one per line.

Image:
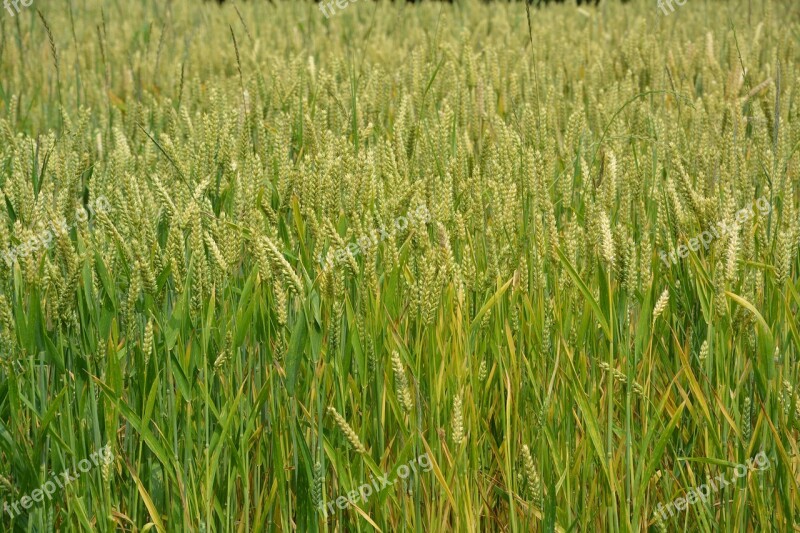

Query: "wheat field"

xmin=0 ymin=0 xmax=799 ymax=531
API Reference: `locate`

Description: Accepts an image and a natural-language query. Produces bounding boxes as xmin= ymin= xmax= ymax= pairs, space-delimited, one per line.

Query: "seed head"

xmin=391 ymin=351 xmax=414 ymax=413
xmin=327 ymin=406 xmax=367 ymax=454
xmin=452 ymin=392 xmax=464 ymax=446
xmin=652 ymin=288 xmax=669 ymax=326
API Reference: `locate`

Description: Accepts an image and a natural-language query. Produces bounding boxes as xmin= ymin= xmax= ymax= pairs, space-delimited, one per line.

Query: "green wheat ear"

xmin=312 ymin=461 xmax=324 ymax=509
xmin=652 ymin=287 xmax=669 ymax=325
xmin=742 ymin=396 xmax=752 ymax=445
xmin=391 ymin=350 xmax=413 ymax=413
xmin=327 ymin=407 xmax=367 ymax=455
xmin=262 ymin=236 xmax=303 ymax=297
xmin=451 ymin=392 xmax=464 ymax=446
xmin=521 ymin=445 xmax=542 ymax=510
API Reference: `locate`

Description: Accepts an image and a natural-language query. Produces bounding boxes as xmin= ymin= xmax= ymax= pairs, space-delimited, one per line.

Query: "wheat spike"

xmin=327 ymin=406 xmax=367 ymax=454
